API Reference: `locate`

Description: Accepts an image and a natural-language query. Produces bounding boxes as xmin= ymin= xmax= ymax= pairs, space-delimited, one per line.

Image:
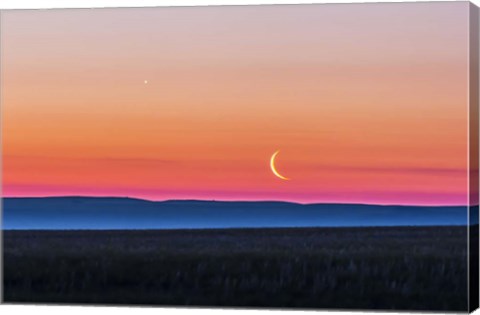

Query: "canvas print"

xmin=1 ymin=1 xmax=479 ymax=312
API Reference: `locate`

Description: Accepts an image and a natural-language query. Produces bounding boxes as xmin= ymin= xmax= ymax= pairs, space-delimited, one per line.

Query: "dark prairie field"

xmin=3 ymin=226 xmax=468 ymax=311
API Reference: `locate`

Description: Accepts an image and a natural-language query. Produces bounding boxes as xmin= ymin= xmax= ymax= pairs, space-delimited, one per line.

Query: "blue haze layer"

xmin=2 ymin=197 xmax=467 ymax=230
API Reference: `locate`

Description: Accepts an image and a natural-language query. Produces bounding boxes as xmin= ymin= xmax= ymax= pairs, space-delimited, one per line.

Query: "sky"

xmin=1 ymin=2 xmax=471 ymax=205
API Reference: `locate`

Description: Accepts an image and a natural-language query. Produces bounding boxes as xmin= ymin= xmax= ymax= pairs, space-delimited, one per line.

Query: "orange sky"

xmin=1 ymin=2 xmax=471 ymax=205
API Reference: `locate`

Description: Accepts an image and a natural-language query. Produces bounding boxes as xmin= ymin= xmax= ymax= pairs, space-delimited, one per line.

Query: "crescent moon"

xmin=270 ymin=150 xmax=290 ymax=181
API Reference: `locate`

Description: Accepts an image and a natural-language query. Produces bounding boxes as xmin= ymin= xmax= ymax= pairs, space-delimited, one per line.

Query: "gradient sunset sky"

xmin=1 ymin=2 xmax=471 ymax=205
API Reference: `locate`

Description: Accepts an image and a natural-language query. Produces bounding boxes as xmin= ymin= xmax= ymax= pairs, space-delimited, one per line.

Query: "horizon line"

xmin=2 ymin=195 xmax=470 ymax=208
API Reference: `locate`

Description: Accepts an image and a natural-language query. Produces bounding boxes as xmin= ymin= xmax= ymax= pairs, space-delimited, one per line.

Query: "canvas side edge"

xmin=469 ymin=2 xmax=480 ymax=313
xmin=0 ymin=8 xmax=4 ymax=305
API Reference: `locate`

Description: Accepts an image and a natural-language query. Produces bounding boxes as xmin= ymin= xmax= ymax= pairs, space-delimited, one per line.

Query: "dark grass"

xmin=3 ymin=226 xmax=468 ymax=311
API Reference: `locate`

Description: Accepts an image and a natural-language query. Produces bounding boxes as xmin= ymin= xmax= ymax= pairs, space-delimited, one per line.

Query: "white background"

xmin=0 ymin=0 xmax=478 ymax=314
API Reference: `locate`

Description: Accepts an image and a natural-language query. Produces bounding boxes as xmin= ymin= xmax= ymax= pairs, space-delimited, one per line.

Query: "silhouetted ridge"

xmin=3 ymin=196 xmax=467 ymax=230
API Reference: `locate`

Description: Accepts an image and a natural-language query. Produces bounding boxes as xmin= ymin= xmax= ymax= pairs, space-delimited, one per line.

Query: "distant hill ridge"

xmin=2 ymin=196 xmax=468 ymax=230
